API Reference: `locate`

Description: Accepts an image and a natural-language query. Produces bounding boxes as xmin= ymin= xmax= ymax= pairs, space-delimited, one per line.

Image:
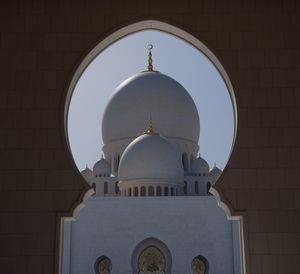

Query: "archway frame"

xmin=131 ymin=237 xmax=172 ymax=274
xmin=94 ymin=255 xmax=112 ymax=274
xmin=59 ymin=19 xmax=248 ymax=274
xmin=191 ymin=254 xmax=210 ymax=274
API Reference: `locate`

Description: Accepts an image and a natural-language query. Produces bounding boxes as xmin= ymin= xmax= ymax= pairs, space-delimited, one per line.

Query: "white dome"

xmin=102 ymin=71 xmax=200 ymax=146
xmin=118 ymin=133 xmax=184 ymax=185
xmin=93 ymin=158 xmax=111 ymax=177
xmin=209 ymin=165 xmax=222 ymax=183
xmin=81 ymin=166 xmax=93 ymax=181
xmin=191 ymin=156 xmax=209 ymax=174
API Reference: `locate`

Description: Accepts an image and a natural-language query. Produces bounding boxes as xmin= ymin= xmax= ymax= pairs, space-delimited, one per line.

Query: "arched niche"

xmin=192 ymin=255 xmax=209 ymax=274
xmin=94 ymin=256 xmax=112 ymax=274
xmin=131 ymin=237 xmax=172 ymax=274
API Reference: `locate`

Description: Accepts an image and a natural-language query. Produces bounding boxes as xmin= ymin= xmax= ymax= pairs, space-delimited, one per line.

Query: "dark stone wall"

xmin=0 ymin=1 xmax=299 ymax=273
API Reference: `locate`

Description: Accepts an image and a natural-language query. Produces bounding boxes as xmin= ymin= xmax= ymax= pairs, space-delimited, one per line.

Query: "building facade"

xmin=62 ymin=51 xmax=240 ymax=274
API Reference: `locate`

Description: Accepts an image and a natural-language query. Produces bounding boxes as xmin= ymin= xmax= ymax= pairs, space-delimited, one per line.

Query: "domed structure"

xmin=81 ymin=47 xmax=222 ymax=196
xmin=93 ymin=157 xmax=111 ymax=177
xmin=118 ymin=128 xmax=184 ymax=195
xmin=209 ymin=164 xmax=222 ymax=183
xmin=102 ymin=71 xmax=200 ymax=159
xmin=81 ymin=166 xmax=93 ymax=181
xmin=191 ymin=156 xmax=210 ymax=175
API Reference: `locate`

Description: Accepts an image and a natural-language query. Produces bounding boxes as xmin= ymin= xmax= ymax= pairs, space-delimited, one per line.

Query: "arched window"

xmin=192 ymin=255 xmax=208 ymax=274
xmin=115 ymin=181 xmax=119 ymax=194
xmin=134 ymin=187 xmax=138 ymax=196
xmin=195 ymin=181 xmax=199 ymax=194
xmin=95 ymin=256 xmax=112 ymax=274
xmin=149 ymin=186 xmax=154 ymax=196
xmin=141 ymin=186 xmax=146 ymax=196
xmin=207 ymin=182 xmax=211 ymax=195
xmin=175 ymin=188 xmax=178 ymax=196
xmin=183 ymin=181 xmax=187 ymax=195
xmin=138 ymin=246 xmax=166 ymax=274
xmin=156 ymin=186 xmax=162 ymax=196
xmin=170 ymin=188 xmax=174 ymax=196
xmin=164 ymin=187 xmax=168 ymax=196
xmin=104 ymin=182 xmax=108 ymax=195
xmin=129 ymin=188 xmax=132 ymax=196
xmin=182 ymin=152 xmax=188 ymax=171
xmin=132 ymin=237 xmax=172 ymax=274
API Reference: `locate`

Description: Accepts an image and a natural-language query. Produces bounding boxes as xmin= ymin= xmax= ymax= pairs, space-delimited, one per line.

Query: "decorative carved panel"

xmin=138 ymin=246 xmax=166 ymax=274
xmin=97 ymin=258 xmax=111 ymax=274
xmin=192 ymin=256 xmax=206 ymax=274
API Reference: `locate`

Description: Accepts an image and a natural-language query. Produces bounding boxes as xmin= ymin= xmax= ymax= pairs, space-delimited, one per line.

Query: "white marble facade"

xmin=63 ymin=197 xmax=241 ymax=274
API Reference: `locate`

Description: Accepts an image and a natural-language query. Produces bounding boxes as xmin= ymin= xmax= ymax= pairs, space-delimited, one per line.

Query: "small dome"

xmin=191 ymin=156 xmax=209 ymax=175
xmin=93 ymin=158 xmax=111 ymax=177
xmin=119 ymin=133 xmax=184 ymax=185
xmin=209 ymin=165 xmax=222 ymax=183
xmin=81 ymin=166 xmax=93 ymax=181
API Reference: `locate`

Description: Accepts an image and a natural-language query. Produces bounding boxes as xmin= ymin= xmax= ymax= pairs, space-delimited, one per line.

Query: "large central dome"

xmin=102 ymin=71 xmax=200 ymax=146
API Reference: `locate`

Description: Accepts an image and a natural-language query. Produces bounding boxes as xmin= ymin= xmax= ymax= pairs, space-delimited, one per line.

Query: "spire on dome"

xmin=147 ymin=44 xmax=153 ymax=71
xmin=144 ymin=114 xmax=158 ymax=135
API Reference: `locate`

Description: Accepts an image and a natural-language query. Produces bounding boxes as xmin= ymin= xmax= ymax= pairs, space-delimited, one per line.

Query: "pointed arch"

xmin=192 ymin=255 xmax=209 ymax=274
xmin=131 ymin=237 xmax=172 ymax=274
xmin=94 ymin=256 xmax=112 ymax=274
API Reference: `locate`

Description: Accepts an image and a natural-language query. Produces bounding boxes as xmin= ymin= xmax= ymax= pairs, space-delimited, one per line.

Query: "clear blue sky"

xmin=67 ymin=30 xmax=235 ymax=171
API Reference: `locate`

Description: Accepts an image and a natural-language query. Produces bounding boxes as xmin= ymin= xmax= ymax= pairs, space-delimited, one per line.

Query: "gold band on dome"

xmin=144 ymin=114 xmax=158 ymax=135
xmin=147 ymin=44 xmax=153 ymax=71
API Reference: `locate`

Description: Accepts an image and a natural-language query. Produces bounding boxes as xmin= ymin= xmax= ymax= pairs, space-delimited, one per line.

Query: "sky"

xmin=67 ymin=30 xmax=235 ymax=172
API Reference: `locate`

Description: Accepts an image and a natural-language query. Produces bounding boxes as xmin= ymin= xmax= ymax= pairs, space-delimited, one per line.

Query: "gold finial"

xmin=147 ymin=44 xmax=153 ymax=71
xmin=144 ymin=114 xmax=158 ymax=135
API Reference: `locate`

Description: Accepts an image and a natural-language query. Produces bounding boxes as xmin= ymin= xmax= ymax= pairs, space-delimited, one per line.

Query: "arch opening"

xmin=60 ymin=19 xmax=245 ymax=274
xmin=192 ymin=255 xmax=209 ymax=274
xmin=132 ymin=237 xmax=172 ymax=274
xmin=94 ymin=256 xmax=112 ymax=274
